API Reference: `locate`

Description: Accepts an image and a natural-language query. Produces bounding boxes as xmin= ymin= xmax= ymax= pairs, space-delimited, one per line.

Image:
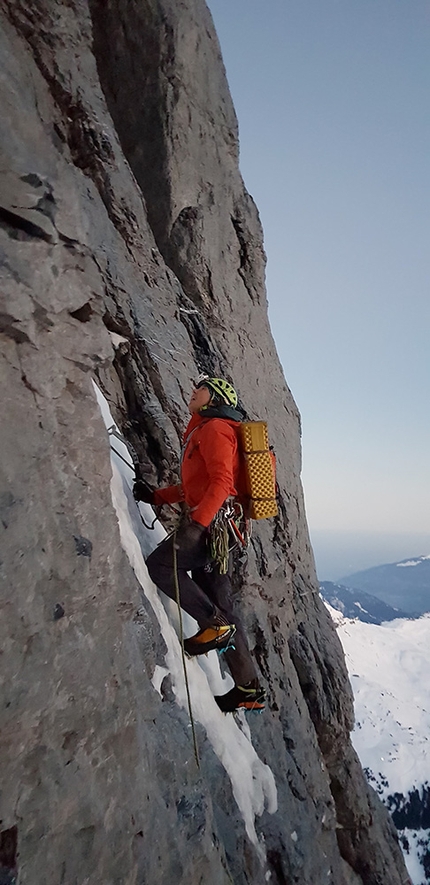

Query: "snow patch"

xmin=326 ymin=602 xmax=430 ymax=884
xmin=151 ymin=665 xmax=170 ymax=696
xmin=399 ymin=829 xmax=430 ymax=885
xmin=108 ymin=331 xmax=129 ymax=349
xmin=397 ymin=560 xmax=421 ymax=568
xmin=396 ymin=555 xmax=430 ymax=567
xmin=353 ymin=601 xmax=368 ymax=613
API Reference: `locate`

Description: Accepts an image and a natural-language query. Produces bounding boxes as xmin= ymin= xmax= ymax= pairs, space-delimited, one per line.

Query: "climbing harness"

xmin=172 ymin=529 xmax=200 ymax=769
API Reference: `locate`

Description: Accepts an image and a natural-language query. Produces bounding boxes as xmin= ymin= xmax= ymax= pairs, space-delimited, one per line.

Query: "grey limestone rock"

xmin=0 ymin=1 xmax=411 ymax=884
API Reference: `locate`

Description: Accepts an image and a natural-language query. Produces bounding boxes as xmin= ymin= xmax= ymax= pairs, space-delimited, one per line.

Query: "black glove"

xmin=133 ymin=480 xmax=155 ymax=504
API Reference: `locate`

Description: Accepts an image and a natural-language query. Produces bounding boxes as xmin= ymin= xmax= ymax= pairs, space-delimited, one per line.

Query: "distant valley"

xmin=339 ymin=555 xmax=430 ymax=615
xmin=319 ymin=581 xmax=411 ymax=624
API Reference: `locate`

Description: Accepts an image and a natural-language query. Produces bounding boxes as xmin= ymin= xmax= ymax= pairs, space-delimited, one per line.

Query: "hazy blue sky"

xmin=207 ymin=0 xmax=429 ymax=576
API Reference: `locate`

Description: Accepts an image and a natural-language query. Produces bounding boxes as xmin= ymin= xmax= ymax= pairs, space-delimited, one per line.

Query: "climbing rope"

xmin=172 ymin=529 xmax=200 ymax=769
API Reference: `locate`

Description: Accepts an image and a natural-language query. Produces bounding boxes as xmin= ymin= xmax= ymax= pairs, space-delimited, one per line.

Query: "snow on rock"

xmin=94 ymin=383 xmax=277 ymax=858
xmin=397 ymin=561 xmax=421 ymax=568
xmin=397 ymin=556 xmax=430 ymax=568
xmin=399 ymin=830 xmax=430 ymax=885
xmin=326 ymin=602 xmax=430 ymax=884
xmin=339 ymin=614 xmax=430 ymax=796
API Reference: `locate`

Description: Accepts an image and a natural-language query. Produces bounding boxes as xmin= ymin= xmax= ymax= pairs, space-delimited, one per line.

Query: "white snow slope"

xmin=94 ymin=384 xmax=277 ymax=866
xmin=328 ymin=604 xmax=430 ymax=885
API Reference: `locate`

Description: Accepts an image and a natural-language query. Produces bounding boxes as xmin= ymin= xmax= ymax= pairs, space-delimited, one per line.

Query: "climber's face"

xmin=188 ymin=384 xmax=211 ymax=414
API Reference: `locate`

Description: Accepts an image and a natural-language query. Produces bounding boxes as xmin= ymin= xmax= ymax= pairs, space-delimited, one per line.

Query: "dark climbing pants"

xmin=146 ymin=520 xmax=257 ymax=686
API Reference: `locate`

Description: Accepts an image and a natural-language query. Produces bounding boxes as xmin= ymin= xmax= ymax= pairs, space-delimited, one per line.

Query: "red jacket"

xmin=154 ymin=413 xmax=241 ymax=527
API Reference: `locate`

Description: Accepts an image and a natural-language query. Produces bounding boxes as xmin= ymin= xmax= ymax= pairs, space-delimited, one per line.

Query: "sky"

xmin=206 ymin=0 xmax=430 ymax=577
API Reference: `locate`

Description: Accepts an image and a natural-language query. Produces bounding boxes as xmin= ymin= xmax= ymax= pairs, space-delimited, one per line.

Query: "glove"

xmin=133 ymin=480 xmax=155 ymax=504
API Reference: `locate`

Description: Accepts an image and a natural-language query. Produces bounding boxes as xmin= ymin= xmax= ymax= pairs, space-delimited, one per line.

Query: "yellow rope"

xmin=172 ymin=529 xmax=200 ymax=769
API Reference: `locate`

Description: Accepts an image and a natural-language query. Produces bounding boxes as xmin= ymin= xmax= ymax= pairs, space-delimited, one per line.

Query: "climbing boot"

xmin=184 ymin=622 xmax=236 ymax=656
xmin=214 ymin=680 xmax=266 ymax=713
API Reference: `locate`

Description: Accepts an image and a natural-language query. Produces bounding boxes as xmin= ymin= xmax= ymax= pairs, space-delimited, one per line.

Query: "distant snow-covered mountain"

xmin=328 ymin=605 xmax=430 ymax=884
xmin=340 ymin=555 xmax=430 ymax=615
xmin=320 ymin=581 xmax=410 ymax=624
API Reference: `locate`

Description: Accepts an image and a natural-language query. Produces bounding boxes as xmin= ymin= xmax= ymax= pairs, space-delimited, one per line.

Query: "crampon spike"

xmin=217 ymin=644 xmax=236 ymax=655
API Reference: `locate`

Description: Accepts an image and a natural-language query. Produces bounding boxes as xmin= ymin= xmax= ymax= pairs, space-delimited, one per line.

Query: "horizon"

xmin=310 ymin=528 xmax=430 ymax=581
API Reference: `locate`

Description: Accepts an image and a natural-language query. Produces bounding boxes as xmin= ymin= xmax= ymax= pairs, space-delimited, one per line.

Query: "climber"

xmin=133 ymin=376 xmax=265 ymax=713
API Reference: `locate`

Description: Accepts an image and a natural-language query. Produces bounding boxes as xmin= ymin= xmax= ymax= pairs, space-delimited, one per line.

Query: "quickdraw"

xmin=209 ymin=501 xmax=251 ymax=575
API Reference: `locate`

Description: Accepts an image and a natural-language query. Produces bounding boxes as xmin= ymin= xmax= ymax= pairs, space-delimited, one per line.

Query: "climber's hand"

xmin=133 ymin=480 xmax=155 ymax=504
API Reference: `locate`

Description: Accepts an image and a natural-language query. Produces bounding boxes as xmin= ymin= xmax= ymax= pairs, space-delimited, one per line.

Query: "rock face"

xmin=0 ymin=2 xmax=410 ymax=884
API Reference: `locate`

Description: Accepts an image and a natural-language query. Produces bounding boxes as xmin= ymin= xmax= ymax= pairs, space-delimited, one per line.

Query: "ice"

xmin=151 ymin=665 xmax=170 ymax=696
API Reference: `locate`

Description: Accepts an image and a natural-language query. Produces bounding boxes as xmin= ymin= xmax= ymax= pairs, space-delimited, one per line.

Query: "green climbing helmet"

xmin=197 ymin=375 xmax=238 ymax=408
